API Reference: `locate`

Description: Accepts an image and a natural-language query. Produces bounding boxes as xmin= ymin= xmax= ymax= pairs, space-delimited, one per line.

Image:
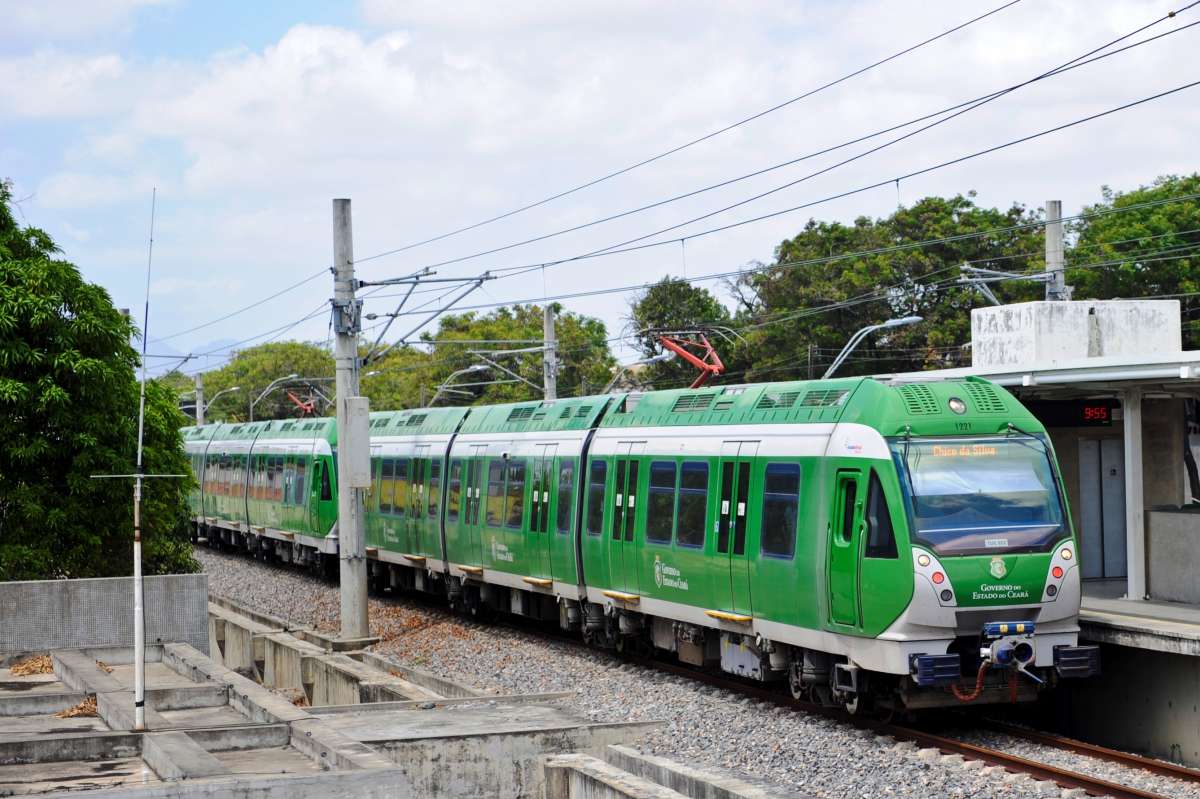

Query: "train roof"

xmin=368 ymin=406 xmax=469 ymax=437
xmin=456 ymin=396 xmax=613 ymax=435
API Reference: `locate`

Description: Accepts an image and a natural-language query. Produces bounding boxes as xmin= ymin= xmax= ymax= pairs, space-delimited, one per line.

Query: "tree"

xmin=1068 ymin=174 xmax=1200 ymax=349
xmin=195 ymin=341 xmax=334 ymax=422
xmin=626 ymin=277 xmax=740 ymax=388
xmin=732 ymin=194 xmax=1045 ymax=379
xmin=0 ymin=182 xmax=196 ymax=580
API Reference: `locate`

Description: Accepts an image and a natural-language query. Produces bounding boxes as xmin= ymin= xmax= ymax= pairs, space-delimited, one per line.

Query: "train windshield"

xmin=890 ymin=435 xmax=1066 ymax=556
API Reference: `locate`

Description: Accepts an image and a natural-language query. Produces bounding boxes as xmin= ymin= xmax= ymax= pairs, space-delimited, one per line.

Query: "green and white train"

xmin=184 ymin=375 xmax=1099 ymax=711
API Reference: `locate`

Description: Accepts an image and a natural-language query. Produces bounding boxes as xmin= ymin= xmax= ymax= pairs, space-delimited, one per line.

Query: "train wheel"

xmin=788 ymin=662 xmax=805 ymax=700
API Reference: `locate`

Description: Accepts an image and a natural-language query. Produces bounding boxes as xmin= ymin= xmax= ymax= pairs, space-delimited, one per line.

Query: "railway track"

xmin=201 ymin=544 xmax=1199 ymax=799
xmin=631 ymin=655 xmax=1200 ymax=799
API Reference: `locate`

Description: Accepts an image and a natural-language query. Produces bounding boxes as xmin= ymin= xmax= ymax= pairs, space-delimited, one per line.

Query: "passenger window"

xmin=865 ymin=470 xmax=899 ymax=559
xmin=586 ymin=460 xmax=606 ymax=536
xmin=556 ymin=459 xmax=575 ymax=534
xmin=676 ymin=462 xmax=708 ymax=548
xmin=428 ymin=460 xmax=441 ymax=517
xmin=448 ymin=459 xmax=462 ymax=521
xmin=486 ymin=461 xmax=505 ymax=527
xmin=761 ymin=463 xmax=800 ymax=559
xmin=647 ymin=461 xmax=676 ymax=544
xmin=380 ymin=459 xmax=395 ymax=514
xmin=296 ymin=460 xmax=307 ymax=504
xmin=505 ymin=460 xmax=526 ymax=528
xmin=394 ymin=459 xmax=410 ymax=516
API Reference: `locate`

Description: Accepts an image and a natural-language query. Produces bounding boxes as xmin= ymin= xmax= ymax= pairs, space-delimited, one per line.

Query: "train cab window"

xmin=505 ymin=460 xmax=526 ymax=528
xmin=840 ymin=479 xmax=857 ymax=543
xmin=864 ymin=470 xmax=898 ymax=559
xmin=428 ymin=460 xmax=442 ymax=517
xmin=448 ymin=459 xmax=462 ymax=521
xmin=761 ymin=463 xmax=800 ymax=559
xmin=486 ymin=461 xmax=505 ymax=527
xmin=394 ymin=459 xmax=410 ymax=516
xmin=380 ymin=459 xmax=395 ymax=514
xmin=556 ymin=459 xmax=575 ymax=534
xmin=676 ymin=461 xmax=708 ymax=548
xmin=586 ymin=460 xmax=606 ymax=536
xmin=646 ymin=461 xmax=677 ymax=544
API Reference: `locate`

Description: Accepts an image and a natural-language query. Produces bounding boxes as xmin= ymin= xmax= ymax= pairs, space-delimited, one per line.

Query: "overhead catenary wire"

xmin=350 ymin=0 xmax=1024 ymax=267
xmin=397 ymin=14 xmax=1200 ymax=275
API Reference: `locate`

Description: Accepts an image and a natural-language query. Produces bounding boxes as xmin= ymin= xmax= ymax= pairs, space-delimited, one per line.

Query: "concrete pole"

xmin=1045 ymin=200 xmax=1067 ymax=301
xmin=332 ymin=199 xmax=369 ymax=640
xmin=194 ymin=374 xmax=205 ymax=426
xmin=1122 ymin=389 xmax=1147 ymax=600
xmin=543 ymin=305 xmax=557 ymax=400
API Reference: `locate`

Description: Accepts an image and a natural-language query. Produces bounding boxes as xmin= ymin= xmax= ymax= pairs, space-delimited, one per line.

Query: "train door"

xmin=529 ymin=444 xmax=558 ymax=578
xmin=464 ymin=445 xmax=488 ymax=563
xmin=408 ymin=445 xmax=431 ymax=555
xmin=608 ymin=443 xmax=644 ymax=594
xmin=309 ymin=457 xmax=336 ymax=535
xmin=716 ymin=441 xmax=757 ymax=616
xmin=828 ymin=469 xmax=865 ymax=627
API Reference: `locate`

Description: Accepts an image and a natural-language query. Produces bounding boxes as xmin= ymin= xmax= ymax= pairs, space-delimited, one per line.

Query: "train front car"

xmin=851 ymin=377 xmax=1100 ymax=710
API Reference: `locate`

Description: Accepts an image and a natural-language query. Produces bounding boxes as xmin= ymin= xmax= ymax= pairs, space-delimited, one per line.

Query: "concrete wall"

xmin=972 ymin=300 xmax=1181 ymax=369
xmin=1148 ymin=510 xmax=1200 ymax=603
xmin=0 ymin=574 xmax=208 ymax=655
xmin=1056 ymin=642 xmax=1200 ymax=767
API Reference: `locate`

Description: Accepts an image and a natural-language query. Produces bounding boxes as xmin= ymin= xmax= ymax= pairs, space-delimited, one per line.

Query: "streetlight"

xmin=249 ymin=373 xmax=299 ymax=421
xmin=822 ymin=316 xmax=922 ymax=379
xmin=428 ymin=364 xmax=489 ymax=406
xmin=198 ymin=386 xmax=241 ymax=423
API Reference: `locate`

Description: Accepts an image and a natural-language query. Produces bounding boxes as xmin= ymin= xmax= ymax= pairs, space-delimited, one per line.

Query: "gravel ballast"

xmin=197 ymin=548 xmax=1191 ymax=799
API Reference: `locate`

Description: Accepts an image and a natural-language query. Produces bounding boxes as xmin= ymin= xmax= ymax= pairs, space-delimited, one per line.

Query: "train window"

xmin=274 ymin=456 xmax=284 ymax=501
xmin=586 ymin=460 xmax=606 ymax=536
xmin=717 ymin=463 xmax=733 ymax=552
xmin=676 ymin=462 xmax=708 ymax=548
xmin=448 ymin=459 xmax=462 ymax=521
xmin=647 ymin=462 xmax=676 ymax=544
xmin=733 ymin=462 xmax=750 ymax=555
xmin=428 ymin=460 xmax=442 ymax=518
xmin=840 ymin=479 xmax=858 ymax=543
xmin=297 ymin=460 xmax=307 ymax=504
xmin=486 ymin=460 xmax=505 ymax=527
xmin=394 ymin=459 xmax=410 ymax=516
xmin=320 ymin=462 xmax=332 ymax=501
xmin=380 ymin=459 xmax=395 ymax=514
xmin=556 ymin=459 xmax=575 ymax=534
xmin=612 ymin=460 xmax=627 ymax=540
xmin=761 ymin=463 xmax=800 ymax=559
xmin=505 ymin=460 xmax=526 ymax=528
xmin=864 ymin=470 xmax=898 ymax=559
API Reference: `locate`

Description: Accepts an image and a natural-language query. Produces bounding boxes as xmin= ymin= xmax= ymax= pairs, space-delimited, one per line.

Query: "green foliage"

xmin=363 ymin=304 xmax=616 ymax=408
xmin=0 ymin=182 xmax=196 ymax=580
xmin=732 ymin=194 xmax=1045 ymax=379
xmin=626 ymin=277 xmax=740 ymax=388
xmin=196 ymin=341 xmax=334 ymax=422
xmin=1068 ymin=174 xmax=1200 ymax=348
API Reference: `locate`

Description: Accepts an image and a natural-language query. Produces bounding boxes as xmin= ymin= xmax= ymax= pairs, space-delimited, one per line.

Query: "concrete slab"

xmin=605 ymin=745 xmax=807 ymax=798
xmin=0 ymin=756 xmax=158 ymax=794
xmin=355 ymin=650 xmax=483 ymax=699
xmin=213 ymin=745 xmax=322 ymax=776
xmin=141 ymin=732 xmax=230 ymax=780
xmin=0 ymin=717 xmax=112 ymax=745
xmin=157 ymin=705 xmax=249 ymax=729
xmin=109 ymin=663 xmax=198 ymax=691
xmin=1081 ymin=592 xmax=1200 ymax=656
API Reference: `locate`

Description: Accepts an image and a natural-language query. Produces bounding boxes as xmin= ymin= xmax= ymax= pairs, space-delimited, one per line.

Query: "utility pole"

xmin=332 ymin=199 xmax=370 ymax=641
xmin=1044 ymin=200 xmax=1070 ymax=301
xmin=543 ymin=305 xmax=558 ymax=400
xmin=194 ymin=374 xmax=205 ymax=426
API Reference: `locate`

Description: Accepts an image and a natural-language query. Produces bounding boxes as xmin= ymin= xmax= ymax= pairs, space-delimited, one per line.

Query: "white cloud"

xmin=11 ymin=0 xmax=1200 ymax=359
xmin=0 ymin=0 xmax=171 ymax=41
xmin=0 ymin=51 xmax=127 ymax=119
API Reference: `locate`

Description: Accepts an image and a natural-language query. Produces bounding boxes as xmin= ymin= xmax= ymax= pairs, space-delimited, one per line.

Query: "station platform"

xmin=1080 ymin=579 xmax=1200 ymax=657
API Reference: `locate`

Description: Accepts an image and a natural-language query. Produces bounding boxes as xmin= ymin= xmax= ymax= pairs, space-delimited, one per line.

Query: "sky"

xmin=2 ymin=0 xmax=1198 ymax=375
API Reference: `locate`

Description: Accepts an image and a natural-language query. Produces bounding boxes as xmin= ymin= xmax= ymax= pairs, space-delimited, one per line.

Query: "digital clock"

xmin=1024 ymin=399 xmax=1117 ymax=427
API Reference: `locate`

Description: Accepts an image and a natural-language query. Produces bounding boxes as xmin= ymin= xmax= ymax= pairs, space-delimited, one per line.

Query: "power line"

xmin=350 ymin=0 xmax=1023 ymax=266
xmin=150 ymin=267 xmax=328 ymax=344
xmin=402 ymin=15 xmax=1200 ymax=275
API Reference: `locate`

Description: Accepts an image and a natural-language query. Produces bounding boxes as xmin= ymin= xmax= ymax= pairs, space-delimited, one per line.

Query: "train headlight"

xmin=948 ymin=397 xmax=967 ymax=414
xmin=1060 ymin=547 xmax=1073 ymax=560
xmin=917 ymin=553 xmax=931 ymax=567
